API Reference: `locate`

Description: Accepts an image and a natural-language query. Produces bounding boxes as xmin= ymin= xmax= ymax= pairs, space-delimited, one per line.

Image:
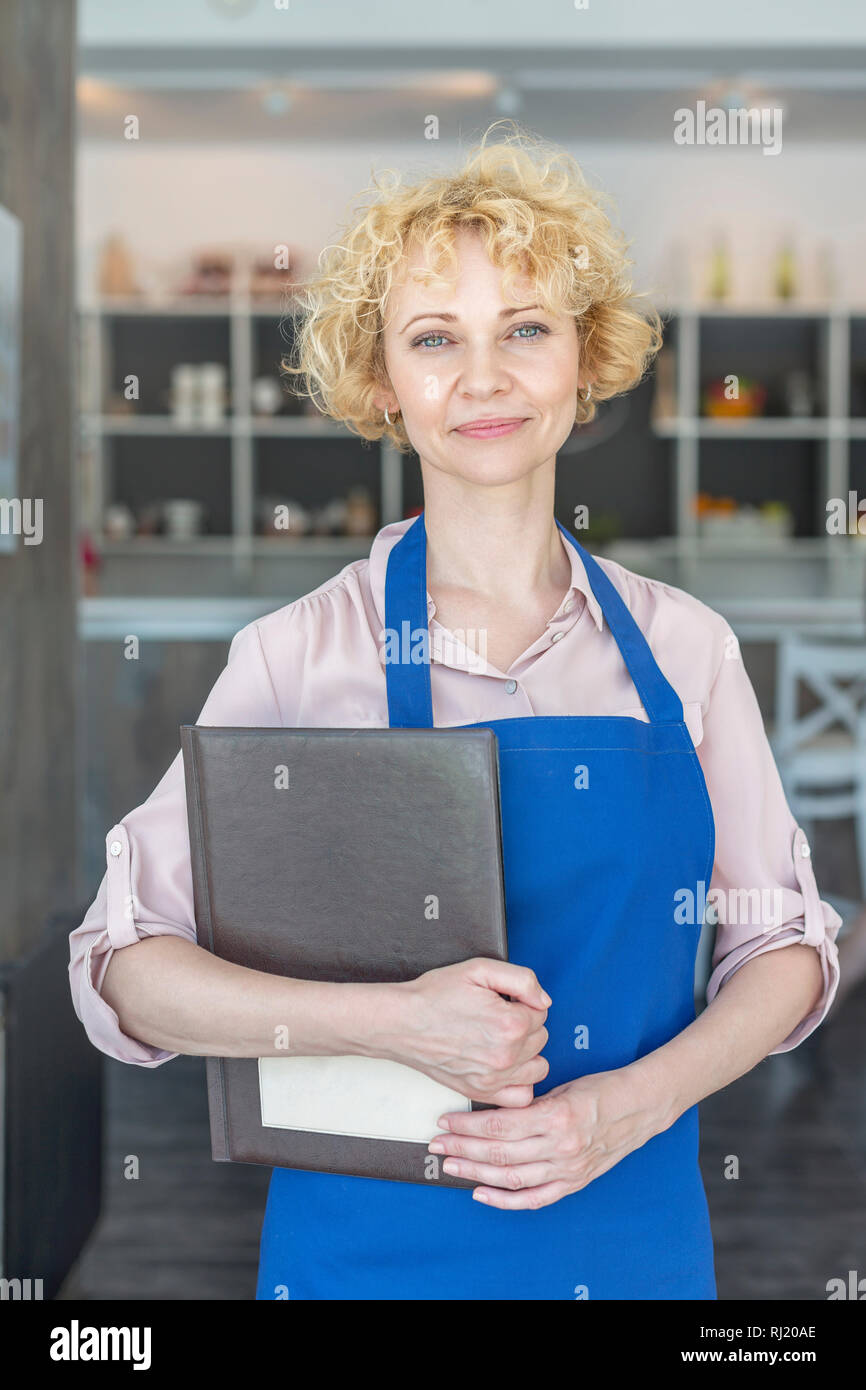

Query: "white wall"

xmin=78 ymin=138 xmax=866 ymax=305
xmin=78 ymin=0 xmax=866 ymax=50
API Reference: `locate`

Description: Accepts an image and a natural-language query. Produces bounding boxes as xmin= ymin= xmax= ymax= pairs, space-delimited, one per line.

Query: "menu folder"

xmin=180 ymin=725 xmax=508 ymax=1189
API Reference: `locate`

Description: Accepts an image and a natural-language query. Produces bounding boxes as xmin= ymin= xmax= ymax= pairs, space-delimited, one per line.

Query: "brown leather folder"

xmin=180 ymin=725 xmax=508 ymax=1188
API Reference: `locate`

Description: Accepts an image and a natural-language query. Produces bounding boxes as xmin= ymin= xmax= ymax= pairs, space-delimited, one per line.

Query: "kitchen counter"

xmin=78 ymin=593 xmax=866 ymax=643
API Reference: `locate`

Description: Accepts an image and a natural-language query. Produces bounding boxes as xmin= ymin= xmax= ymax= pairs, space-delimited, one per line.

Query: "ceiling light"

xmin=261 ymin=84 xmax=293 ymax=116
xmin=495 ymin=86 xmax=523 ymax=115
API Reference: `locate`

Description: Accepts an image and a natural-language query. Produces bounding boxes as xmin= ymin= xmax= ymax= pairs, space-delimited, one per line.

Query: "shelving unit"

xmin=77 ymin=290 xmax=406 ymax=594
xmin=77 ymin=292 xmax=866 ymax=617
xmin=626 ymin=302 xmax=866 ymax=601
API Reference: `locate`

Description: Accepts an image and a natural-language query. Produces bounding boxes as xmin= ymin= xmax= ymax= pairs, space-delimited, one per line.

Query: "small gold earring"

xmin=384 ymin=406 xmax=400 ymax=425
xmin=578 ymin=383 xmax=592 ymax=403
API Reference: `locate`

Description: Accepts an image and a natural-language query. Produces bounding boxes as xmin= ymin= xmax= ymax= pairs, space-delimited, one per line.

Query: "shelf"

xmin=78 ymin=588 xmax=866 ymax=645
xmin=96 ymin=535 xmax=372 ymax=556
xmin=80 ymin=296 xmax=295 ymax=318
xmin=79 ymin=596 xmax=291 ymax=641
xmin=244 ymin=416 xmax=352 ymax=437
xmin=660 ymin=302 xmax=862 ymax=319
xmin=85 ymin=415 xmax=233 ymax=436
xmin=606 ymin=535 xmax=849 ymax=558
xmin=77 ymin=295 xmax=866 ymax=604
xmin=82 ymin=414 xmax=349 ymax=437
xmin=652 ymin=418 xmax=838 ymax=439
xmin=99 ymin=536 xmax=236 ymax=553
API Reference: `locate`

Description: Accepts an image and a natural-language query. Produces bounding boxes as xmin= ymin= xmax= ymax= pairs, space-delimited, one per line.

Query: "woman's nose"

xmin=455 ymin=341 xmax=513 ymax=395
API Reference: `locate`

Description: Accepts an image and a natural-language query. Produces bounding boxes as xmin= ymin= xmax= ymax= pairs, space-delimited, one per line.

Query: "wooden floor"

xmin=57 ymin=977 xmax=866 ymax=1302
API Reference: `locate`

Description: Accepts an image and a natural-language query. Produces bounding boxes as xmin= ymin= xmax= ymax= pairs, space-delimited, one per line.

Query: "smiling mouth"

xmin=453 ymin=419 xmax=529 ymax=439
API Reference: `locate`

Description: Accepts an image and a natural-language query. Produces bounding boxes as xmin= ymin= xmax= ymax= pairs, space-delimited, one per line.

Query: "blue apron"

xmin=256 ymin=513 xmax=717 ymax=1300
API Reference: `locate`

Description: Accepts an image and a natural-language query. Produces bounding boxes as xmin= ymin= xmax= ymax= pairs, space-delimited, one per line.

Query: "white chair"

xmin=771 ymin=633 xmax=866 ymax=897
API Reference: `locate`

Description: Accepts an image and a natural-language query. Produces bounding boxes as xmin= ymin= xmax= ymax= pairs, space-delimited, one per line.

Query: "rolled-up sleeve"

xmin=696 ymin=625 xmax=842 ymax=1054
xmin=68 ymin=620 xmax=283 ymax=1066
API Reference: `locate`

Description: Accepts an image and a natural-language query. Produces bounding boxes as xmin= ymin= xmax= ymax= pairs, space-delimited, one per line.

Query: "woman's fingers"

xmin=510 ymin=1053 xmax=550 ymax=1086
xmin=525 ymin=1023 xmax=549 ymax=1059
xmin=483 ymin=1083 xmax=534 ymax=1108
xmin=468 ymin=958 xmax=551 ymax=1011
xmin=472 ymin=1181 xmax=569 ymax=1210
xmin=444 ymin=1158 xmax=556 ymax=1191
xmin=439 ymin=1097 xmax=547 ymax=1139
xmin=430 ymin=1131 xmax=553 ymax=1165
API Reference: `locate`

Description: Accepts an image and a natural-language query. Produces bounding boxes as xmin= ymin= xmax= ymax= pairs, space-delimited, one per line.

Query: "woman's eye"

xmin=410 ymin=323 xmax=549 ymax=350
xmin=512 ymin=323 xmax=549 ymax=341
xmin=408 ymin=333 xmax=450 ymax=350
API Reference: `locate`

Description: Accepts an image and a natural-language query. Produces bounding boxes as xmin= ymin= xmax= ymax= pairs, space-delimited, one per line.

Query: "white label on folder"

xmin=258 ymin=1055 xmax=471 ymax=1144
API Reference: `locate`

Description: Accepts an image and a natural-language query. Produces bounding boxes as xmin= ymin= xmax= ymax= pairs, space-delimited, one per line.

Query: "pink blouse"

xmin=68 ymin=516 xmax=841 ymax=1065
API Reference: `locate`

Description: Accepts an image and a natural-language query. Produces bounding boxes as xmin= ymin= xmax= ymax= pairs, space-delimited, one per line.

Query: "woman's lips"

xmin=453 ymin=418 xmax=528 ymax=439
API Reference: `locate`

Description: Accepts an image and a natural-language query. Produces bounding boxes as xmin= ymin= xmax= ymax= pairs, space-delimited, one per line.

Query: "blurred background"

xmin=1 ymin=0 xmax=865 ymax=1301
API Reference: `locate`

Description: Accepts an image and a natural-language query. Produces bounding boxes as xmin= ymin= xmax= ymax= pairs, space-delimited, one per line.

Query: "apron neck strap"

xmin=384 ymin=513 xmax=435 ymax=729
xmin=384 ymin=512 xmax=684 ymax=728
xmin=555 ymin=521 xmax=684 ymax=723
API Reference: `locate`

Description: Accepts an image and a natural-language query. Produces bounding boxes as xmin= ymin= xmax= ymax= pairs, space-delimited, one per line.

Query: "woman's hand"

xmin=382 ymin=957 xmax=551 ymax=1107
xmin=427 ymin=1063 xmax=677 ymax=1209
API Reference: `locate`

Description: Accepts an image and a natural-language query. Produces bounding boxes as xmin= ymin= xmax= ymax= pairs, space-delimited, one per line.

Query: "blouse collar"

xmin=367 ymin=515 xmax=605 ymax=633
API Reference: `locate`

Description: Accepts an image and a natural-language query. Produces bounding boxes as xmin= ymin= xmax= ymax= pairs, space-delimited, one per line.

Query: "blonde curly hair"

xmin=281 ymin=121 xmax=662 ymax=452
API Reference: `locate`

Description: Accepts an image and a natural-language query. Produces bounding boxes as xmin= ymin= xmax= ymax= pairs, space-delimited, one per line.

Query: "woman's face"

xmin=378 ymin=227 xmax=581 ymax=489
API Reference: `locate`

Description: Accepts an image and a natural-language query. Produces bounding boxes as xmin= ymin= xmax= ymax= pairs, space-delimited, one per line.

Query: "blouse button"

xmin=109 ymin=840 xmax=122 ymax=857
xmin=563 ymin=598 xmax=575 ymax=613
xmin=800 ymin=840 xmax=811 ymax=858
xmin=551 ymin=630 xmax=564 ymax=643
xmin=504 ymin=679 xmax=518 ymax=694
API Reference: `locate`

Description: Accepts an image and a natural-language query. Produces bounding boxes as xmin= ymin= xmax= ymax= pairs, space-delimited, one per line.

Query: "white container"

xmin=251 ymin=375 xmax=283 ymax=416
xmin=164 ymin=498 xmax=206 ymax=539
xmin=198 ymin=362 xmax=227 ymax=425
xmin=170 ymin=364 xmax=198 ymax=425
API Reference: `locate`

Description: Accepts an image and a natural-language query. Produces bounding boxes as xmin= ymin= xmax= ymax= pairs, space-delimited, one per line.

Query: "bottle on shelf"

xmin=773 ymin=237 xmax=797 ymax=301
xmin=706 ymin=233 xmax=730 ymax=303
xmin=345 ymin=487 xmax=377 ymax=537
xmin=814 ymin=241 xmax=837 ymax=302
xmin=97 ymin=233 xmax=139 ymax=298
xmin=650 ymin=345 xmax=677 ymax=424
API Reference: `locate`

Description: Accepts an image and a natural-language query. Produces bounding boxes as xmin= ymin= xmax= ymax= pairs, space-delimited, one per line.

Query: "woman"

xmin=69 ymin=127 xmax=840 ymax=1300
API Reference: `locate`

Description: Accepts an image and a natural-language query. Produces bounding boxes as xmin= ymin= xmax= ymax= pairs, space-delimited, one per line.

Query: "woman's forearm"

xmin=100 ymin=934 xmax=403 ymax=1060
xmin=628 ymin=941 xmax=826 ymax=1128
